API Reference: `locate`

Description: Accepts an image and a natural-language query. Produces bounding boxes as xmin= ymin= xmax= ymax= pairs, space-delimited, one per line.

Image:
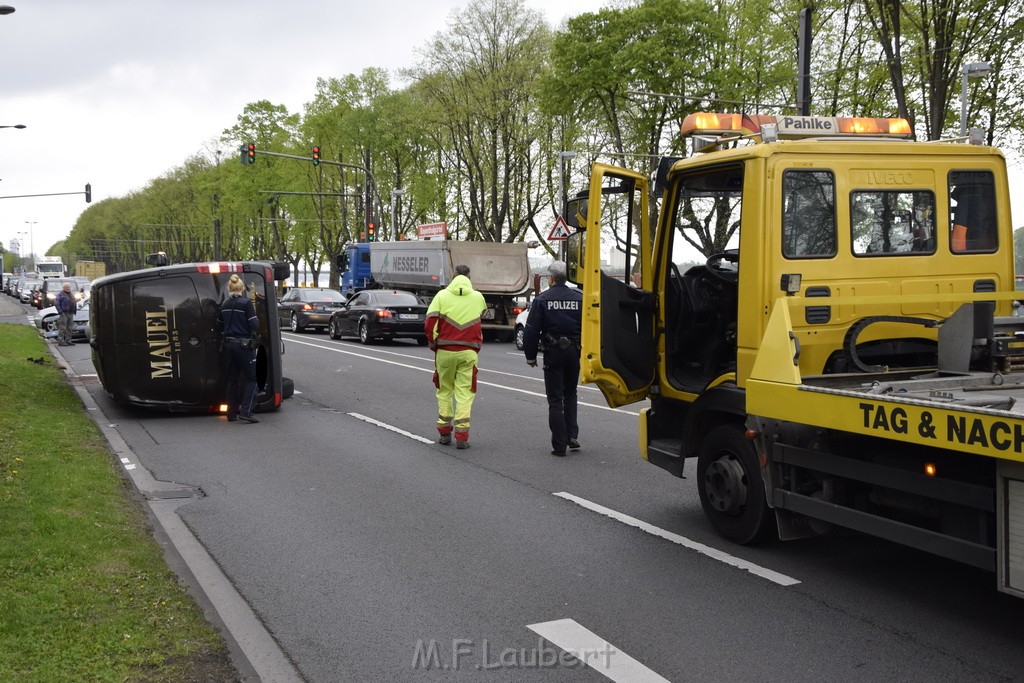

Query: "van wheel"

xmin=514 ymin=324 xmax=525 ymax=350
xmin=281 ymin=377 xmax=295 ymax=400
xmin=358 ymin=320 xmax=372 ymax=345
xmin=44 ymin=317 xmax=58 ymax=333
xmin=328 ymin=319 xmax=341 ymax=339
xmin=696 ymin=424 xmax=773 ymax=544
xmin=417 ymin=337 xmax=428 ymax=346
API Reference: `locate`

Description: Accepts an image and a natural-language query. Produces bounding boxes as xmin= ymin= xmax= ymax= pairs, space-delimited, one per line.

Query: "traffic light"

xmin=242 ymin=143 xmax=256 ymax=165
xmin=312 ymin=146 xmax=320 ymax=166
xmin=84 ymin=183 xmax=92 ymax=203
xmin=367 ymin=221 xmax=376 ymax=242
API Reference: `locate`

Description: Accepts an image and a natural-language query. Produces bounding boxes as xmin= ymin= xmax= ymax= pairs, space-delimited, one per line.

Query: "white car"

xmin=34 ymin=301 xmax=90 ymax=342
xmin=514 ymin=303 xmax=530 ymax=350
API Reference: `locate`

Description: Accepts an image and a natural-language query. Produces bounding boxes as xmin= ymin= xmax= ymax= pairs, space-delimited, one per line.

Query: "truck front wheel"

xmin=697 ymin=424 xmax=773 ymax=544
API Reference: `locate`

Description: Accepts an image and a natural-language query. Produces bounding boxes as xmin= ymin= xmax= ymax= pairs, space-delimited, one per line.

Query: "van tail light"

xmin=274 ymin=392 xmax=281 ymax=407
xmin=376 ymin=309 xmax=393 ymax=318
xmin=512 ymin=306 xmax=524 ymax=315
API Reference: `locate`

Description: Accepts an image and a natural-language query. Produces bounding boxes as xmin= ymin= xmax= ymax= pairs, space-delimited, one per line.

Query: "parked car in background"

xmin=38 ymin=277 xmax=85 ymax=309
xmin=514 ymin=303 xmax=530 ymax=351
xmin=34 ymin=300 xmax=90 ymax=342
xmin=327 ymin=289 xmax=428 ymax=345
xmin=17 ymin=277 xmax=39 ymax=303
xmin=28 ymin=281 xmax=46 ymax=307
xmin=277 ymin=287 xmax=347 ymax=333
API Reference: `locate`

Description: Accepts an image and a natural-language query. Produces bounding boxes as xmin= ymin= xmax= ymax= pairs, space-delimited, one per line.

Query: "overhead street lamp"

xmin=0 ymin=6 xmax=15 ymax=15
xmin=0 ymin=124 xmax=25 ymax=129
xmin=23 ymin=220 xmax=35 ymax=271
xmin=391 ymin=189 xmax=404 ymax=241
xmin=960 ymin=61 xmax=991 ymax=137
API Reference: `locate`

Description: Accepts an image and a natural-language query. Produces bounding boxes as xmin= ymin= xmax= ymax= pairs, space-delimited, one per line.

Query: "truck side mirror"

xmin=145 ymin=252 xmax=169 ymax=267
xmin=272 ymin=261 xmax=291 ymax=281
xmin=566 ymin=232 xmax=584 ymax=286
xmin=336 ymin=253 xmax=348 ymax=271
xmin=565 ymin=192 xmax=588 ymax=229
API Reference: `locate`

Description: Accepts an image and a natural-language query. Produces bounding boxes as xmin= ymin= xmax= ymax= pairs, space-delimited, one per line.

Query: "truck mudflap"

xmin=997 ymin=460 xmax=1024 ymax=598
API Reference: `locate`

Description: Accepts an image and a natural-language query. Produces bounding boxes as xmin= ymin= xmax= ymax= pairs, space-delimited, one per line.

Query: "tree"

xmin=220 ymin=100 xmax=302 ymax=271
xmin=412 ymin=0 xmax=553 ymax=243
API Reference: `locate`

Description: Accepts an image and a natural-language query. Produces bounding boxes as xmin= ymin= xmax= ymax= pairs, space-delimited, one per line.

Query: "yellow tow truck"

xmin=566 ymin=113 xmax=1024 ymax=598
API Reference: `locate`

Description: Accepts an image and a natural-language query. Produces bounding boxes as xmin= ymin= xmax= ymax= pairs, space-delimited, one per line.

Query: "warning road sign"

xmin=547 ymin=216 xmax=571 ymax=241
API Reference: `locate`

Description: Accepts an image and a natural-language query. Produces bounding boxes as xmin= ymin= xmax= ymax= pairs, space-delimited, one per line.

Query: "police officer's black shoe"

xmin=238 ymin=415 xmax=259 ymax=424
xmin=551 ymin=450 xmax=566 ymax=457
xmin=568 ymin=439 xmax=581 ymax=450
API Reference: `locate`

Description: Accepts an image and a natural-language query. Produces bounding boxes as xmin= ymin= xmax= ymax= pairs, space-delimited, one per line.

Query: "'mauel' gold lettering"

xmin=145 ymin=309 xmax=175 ymax=379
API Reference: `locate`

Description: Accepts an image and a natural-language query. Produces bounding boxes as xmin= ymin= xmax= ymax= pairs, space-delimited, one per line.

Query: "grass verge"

xmin=0 ymin=324 xmax=238 ymax=681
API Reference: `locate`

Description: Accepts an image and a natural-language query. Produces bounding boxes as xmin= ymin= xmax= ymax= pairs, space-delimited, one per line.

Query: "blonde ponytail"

xmin=228 ymin=273 xmax=245 ymax=296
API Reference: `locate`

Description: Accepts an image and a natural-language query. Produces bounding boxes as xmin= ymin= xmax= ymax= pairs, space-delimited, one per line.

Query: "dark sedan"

xmin=327 ymin=289 xmax=428 ymax=345
xmin=28 ymin=281 xmax=46 ymax=308
xmin=277 ymin=287 xmax=347 ymax=332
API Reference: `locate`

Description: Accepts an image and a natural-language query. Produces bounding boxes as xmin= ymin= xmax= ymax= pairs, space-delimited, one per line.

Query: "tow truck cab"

xmin=90 ymin=260 xmax=290 ymax=413
xmin=570 ymin=112 xmax=1013 ymax=443
xmin=568 ymin=113 xmax=1024 ymax=596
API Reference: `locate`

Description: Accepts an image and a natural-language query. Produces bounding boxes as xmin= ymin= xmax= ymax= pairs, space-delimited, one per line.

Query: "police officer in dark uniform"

xmin=219 ymin=273 xmax=260 ymax=423
xmin=523 ymin=261 xmax=583 ymax=456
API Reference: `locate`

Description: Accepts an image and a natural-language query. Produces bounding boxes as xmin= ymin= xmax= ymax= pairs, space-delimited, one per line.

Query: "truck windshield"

xmin=37 ymin=263 xmax=64 ymax=275
xmin=669 ymin=164 xmax=743 ymax=266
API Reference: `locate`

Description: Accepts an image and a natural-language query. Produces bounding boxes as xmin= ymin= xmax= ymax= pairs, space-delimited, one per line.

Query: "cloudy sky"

xmin=2 ymin=0 xmax=1021 ymax=261
xmin=0 ymin=0 xmax=604 ymax=258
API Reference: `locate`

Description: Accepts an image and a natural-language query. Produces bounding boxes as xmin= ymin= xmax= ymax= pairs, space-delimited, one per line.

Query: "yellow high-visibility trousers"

xmin=434 ymin=349 xmax=479 ymax=442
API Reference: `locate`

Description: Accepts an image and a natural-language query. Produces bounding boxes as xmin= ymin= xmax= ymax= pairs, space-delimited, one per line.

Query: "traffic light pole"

xmin=242 ymin=146 xmax=384 ymax=240
xmin=0 ymin=183 xmax=92 ymax=202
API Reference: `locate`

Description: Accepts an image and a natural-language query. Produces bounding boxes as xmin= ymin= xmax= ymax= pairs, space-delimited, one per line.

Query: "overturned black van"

xmin=90 ymin=260 xmax=292 ymax=413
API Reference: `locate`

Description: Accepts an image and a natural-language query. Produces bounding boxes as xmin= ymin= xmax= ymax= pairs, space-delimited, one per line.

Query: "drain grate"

xmin=145 ymin=487 xmax=205 ymax=500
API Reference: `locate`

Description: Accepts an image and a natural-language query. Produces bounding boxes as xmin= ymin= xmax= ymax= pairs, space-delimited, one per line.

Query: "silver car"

xmin=34 ymin=301 xmax=90 ymax=342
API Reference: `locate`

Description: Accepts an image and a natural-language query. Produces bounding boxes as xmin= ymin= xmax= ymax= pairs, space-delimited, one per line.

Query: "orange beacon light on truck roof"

xmin=680 ymin=113 xmax=912 ymax=148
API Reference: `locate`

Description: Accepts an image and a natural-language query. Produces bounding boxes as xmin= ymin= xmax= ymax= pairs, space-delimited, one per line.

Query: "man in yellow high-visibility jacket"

xmin=424 ymin=264 xmax=487 ymax=449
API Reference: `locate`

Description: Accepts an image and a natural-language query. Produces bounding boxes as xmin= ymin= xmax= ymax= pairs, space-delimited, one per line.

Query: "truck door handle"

xmin=789 ymin=331 xmax=801 ymax=366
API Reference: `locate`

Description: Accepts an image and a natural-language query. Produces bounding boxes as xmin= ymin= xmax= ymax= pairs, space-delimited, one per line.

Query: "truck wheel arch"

xmin=680 ymin=384 xmax=747 ymax=459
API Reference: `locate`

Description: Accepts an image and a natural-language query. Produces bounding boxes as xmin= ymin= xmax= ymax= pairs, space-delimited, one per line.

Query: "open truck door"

xmin=566 ymin=163 xmax=655 ymax=408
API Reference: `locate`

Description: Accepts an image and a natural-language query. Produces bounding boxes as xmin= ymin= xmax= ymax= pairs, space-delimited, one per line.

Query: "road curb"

xmin=50 ymin=340 xmax=304 ymax=683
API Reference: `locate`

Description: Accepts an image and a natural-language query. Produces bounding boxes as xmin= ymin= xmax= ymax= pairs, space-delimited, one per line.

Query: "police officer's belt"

xmin=543 ymin=333 xmax=581 ymax=351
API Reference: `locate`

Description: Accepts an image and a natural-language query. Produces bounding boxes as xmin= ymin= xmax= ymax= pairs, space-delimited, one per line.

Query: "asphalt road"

xmin=10 ymin=294 xmax=1024 ymax=682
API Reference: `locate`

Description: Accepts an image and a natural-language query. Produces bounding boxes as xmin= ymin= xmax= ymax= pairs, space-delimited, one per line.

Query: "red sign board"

xmin=417 ymin=222 xmax=448 ymax=239
xmin=547 ymin=216 xmax=571 ymax=241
